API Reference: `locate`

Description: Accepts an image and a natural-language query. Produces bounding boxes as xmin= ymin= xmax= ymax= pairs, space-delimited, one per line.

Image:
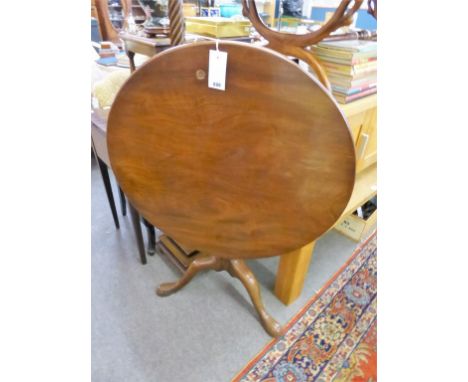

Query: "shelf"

xmin=341 ymin=163 xmax=377 ymax=218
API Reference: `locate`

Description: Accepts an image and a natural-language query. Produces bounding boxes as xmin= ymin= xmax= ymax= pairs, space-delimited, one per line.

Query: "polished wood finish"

xmin=275 ymin=164 xmax=377 ymax=305
xmin=274 ymin=96 xmax=377 ymax=305
xmin=241 ymin=0 xmax=364 ymax=89
xmin=107 ymin=42 xmax=355 ymax=335
xmin=157 ymin=256 xmax=282 ymax=337
xmin=115 ymin=32 xmax=375 ymax=304
xmin=108 ymin=42 xmax=355 ymax=259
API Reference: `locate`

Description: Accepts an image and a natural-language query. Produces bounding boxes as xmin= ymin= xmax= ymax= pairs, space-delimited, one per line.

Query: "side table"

xmin=120 ymin=33 xmax=256 ymax=71
xmin=120 ymin=33 xmax=172 ymax=72
xmin=92 ymin=109 xmax=149 ymax=265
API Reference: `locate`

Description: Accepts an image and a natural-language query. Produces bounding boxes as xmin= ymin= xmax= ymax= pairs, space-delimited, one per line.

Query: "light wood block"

xmin=275 ymin=242 xmax=315 ymax=305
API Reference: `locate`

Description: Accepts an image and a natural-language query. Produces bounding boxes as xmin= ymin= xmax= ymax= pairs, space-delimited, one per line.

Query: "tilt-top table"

xmin=107 ymin=41 xmax=355 ymax=336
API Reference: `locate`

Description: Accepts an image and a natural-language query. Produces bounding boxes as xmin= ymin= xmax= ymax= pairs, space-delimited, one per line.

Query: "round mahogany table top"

xmin=108 ymin=41 xmax=355 ymax=259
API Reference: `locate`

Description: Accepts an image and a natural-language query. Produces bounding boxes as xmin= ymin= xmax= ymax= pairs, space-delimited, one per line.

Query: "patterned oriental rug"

xmin=232 ymin=232 xmax=377 ymax=382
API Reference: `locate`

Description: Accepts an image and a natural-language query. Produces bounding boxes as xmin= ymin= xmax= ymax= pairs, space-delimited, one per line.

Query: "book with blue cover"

xmin=96 ymin=56 xmax=118 ymax=66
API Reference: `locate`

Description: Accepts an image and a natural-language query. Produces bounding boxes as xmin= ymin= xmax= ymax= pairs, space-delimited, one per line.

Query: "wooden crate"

xmin=335 ymin=199 xmax=377 ymax=242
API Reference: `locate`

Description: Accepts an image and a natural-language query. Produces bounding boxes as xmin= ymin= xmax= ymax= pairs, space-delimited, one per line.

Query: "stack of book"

xmin=95 ymin=41 xmax=120 ymax=66
xmin=311 ymin=40 xmax=377 ymax=104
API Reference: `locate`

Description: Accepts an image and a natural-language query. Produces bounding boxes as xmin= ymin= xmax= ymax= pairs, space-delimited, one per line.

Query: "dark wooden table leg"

xmin=92 ymin=142 xmax=120 ymax=229
xmin=156 ymin=256 xmax=282 ymax=337
xmin=129 ymin=203 xmax=147 ymax=265
xmin=156 ymin=256 xmax=220 ymax=296
xmin=118 ymin=187 xmax=127 ymax=216
xmin=228 ymin=260 xmax=282 ymax=338
xmin=127 ymin=50 xmax=136 ymax=72
xmin=143 ymin=219 xmax=156 ymax=256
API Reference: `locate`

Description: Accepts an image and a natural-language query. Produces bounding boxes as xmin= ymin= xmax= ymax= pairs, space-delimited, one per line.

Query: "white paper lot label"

xmin=208 ymin=49 xmax=227 ymax=91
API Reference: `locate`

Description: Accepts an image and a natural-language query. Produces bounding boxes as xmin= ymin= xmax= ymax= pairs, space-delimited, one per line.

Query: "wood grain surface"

xmin=107 ymin=41 xmax=355 ymax=259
